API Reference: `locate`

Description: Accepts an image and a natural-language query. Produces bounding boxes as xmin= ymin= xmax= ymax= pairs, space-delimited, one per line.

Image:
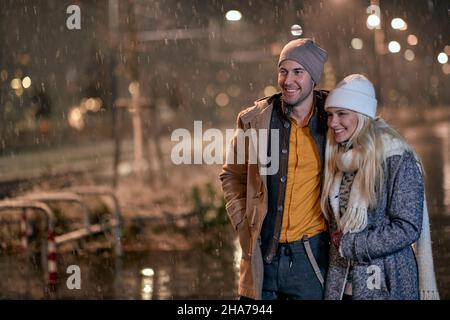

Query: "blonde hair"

xmin=320 ymin=114 xmax=421 ymax=219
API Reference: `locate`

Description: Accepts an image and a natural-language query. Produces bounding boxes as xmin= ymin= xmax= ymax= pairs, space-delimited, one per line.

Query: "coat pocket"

xmin=352 ymin=261 xmax=391 ymax=299
xmin=248 ymin=180 xmax=264 ymax=229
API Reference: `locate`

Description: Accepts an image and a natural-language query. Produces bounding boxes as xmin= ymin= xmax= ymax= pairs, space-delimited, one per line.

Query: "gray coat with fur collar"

xmin=325 ymin=151 xmax=423 ymax=300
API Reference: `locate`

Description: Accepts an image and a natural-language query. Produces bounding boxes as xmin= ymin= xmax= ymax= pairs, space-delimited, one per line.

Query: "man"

xmin=219 ymin=39 xmax=330 ymax=300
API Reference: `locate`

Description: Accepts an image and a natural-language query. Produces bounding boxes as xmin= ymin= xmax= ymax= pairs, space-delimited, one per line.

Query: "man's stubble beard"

xmin=282 ymin=82 xmax=315 ymax=116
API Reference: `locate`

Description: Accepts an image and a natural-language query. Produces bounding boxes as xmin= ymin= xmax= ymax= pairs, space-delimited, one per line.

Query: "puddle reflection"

xmin=0 ymin=228 xmax=240 ymax=299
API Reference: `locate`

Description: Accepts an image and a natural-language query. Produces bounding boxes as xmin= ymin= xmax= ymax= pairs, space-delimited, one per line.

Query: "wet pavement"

xmin=0 ymin=225 xmax=239 ymax=299
xmin=0 ymin=116 xmax=449 ymax=300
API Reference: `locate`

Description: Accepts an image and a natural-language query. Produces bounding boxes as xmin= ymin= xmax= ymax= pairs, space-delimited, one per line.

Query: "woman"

xmin=321 ymin=74 xmax=439 ymax=300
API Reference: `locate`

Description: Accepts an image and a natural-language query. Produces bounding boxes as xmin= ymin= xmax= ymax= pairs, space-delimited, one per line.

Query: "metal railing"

xmin=0 ymin=186 xmax=123 ymax=288
xmin=0 ymin=199 xmax=57 ymax=284
xmin=63 ymin=186 xmax=122 ymax=256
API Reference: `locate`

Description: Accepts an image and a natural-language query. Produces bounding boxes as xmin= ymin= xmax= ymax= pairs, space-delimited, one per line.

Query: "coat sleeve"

xmin=340 ymin=152 xmax=423 ymax=264
xmin=219 ymin=112 xmax=249 ymax=230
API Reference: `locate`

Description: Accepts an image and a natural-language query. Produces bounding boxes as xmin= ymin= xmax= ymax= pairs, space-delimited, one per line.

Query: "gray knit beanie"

xmin=278 ymin=38 xmax=328 ymax=84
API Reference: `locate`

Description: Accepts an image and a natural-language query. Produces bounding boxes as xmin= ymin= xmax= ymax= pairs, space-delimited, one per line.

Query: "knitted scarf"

xmin=328 ymin=134 xmax=440 ymax=300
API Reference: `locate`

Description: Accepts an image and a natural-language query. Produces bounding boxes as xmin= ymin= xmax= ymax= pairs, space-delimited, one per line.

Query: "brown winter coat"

xmin=220 ymin=90 xmax=329 ymax=299
xmin=219 ymin=97 xmax=273 ymax=299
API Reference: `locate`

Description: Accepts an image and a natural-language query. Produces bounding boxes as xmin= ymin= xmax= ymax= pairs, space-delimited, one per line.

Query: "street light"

xmin=10 ymin=78 xmax=21 ymax=90
xmin=351 ymin=38 xmax=363 ymax=50
xmin=442 ymin=64 xmax=450 ymax=75
xmin=225 ymin=10 xmax=242 ymax=22
xmin=437 ymin=52 xmax=449 ymax=64
xmin=366 ymin=4 xmax=381 ymax=30
xmin=388 ymin=41 xmax=401 ymax=53
xmin=391 ymin=18 xmax=407 ymax=30
xmin=445 ymin=45 xmax=450 ymax=55
xmin=407 ymin=34 xmax=418 ymax=46
xmin=22 ymin=76 xmax=31 ymax=89
xmin=366 ymin=3 xmax=383 ymax=103
xmin=404 ymin=49 xmax=415 ymax=61
xmin=367 ymin=14 xmax=381 ymax=29
xmin=291 ymin=24 xmax=303 ymax=36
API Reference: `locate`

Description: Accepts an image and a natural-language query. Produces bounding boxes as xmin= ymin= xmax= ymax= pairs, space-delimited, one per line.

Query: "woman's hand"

xmin=331 ymin=230 xmax=343 ymax=250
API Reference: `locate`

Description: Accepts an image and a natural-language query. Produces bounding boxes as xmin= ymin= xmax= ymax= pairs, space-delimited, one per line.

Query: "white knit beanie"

xmin=325 ymin=74 xmax=378 ymax=118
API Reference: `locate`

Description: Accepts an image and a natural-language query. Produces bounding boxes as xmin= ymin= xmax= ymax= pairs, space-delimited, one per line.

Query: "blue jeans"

xmin=262 ymin=231 xmax=329 ymax=300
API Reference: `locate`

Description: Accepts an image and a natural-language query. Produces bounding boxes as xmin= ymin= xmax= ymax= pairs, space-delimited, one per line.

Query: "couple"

xmin=219 ymin=39 xmax=440 ymax=300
